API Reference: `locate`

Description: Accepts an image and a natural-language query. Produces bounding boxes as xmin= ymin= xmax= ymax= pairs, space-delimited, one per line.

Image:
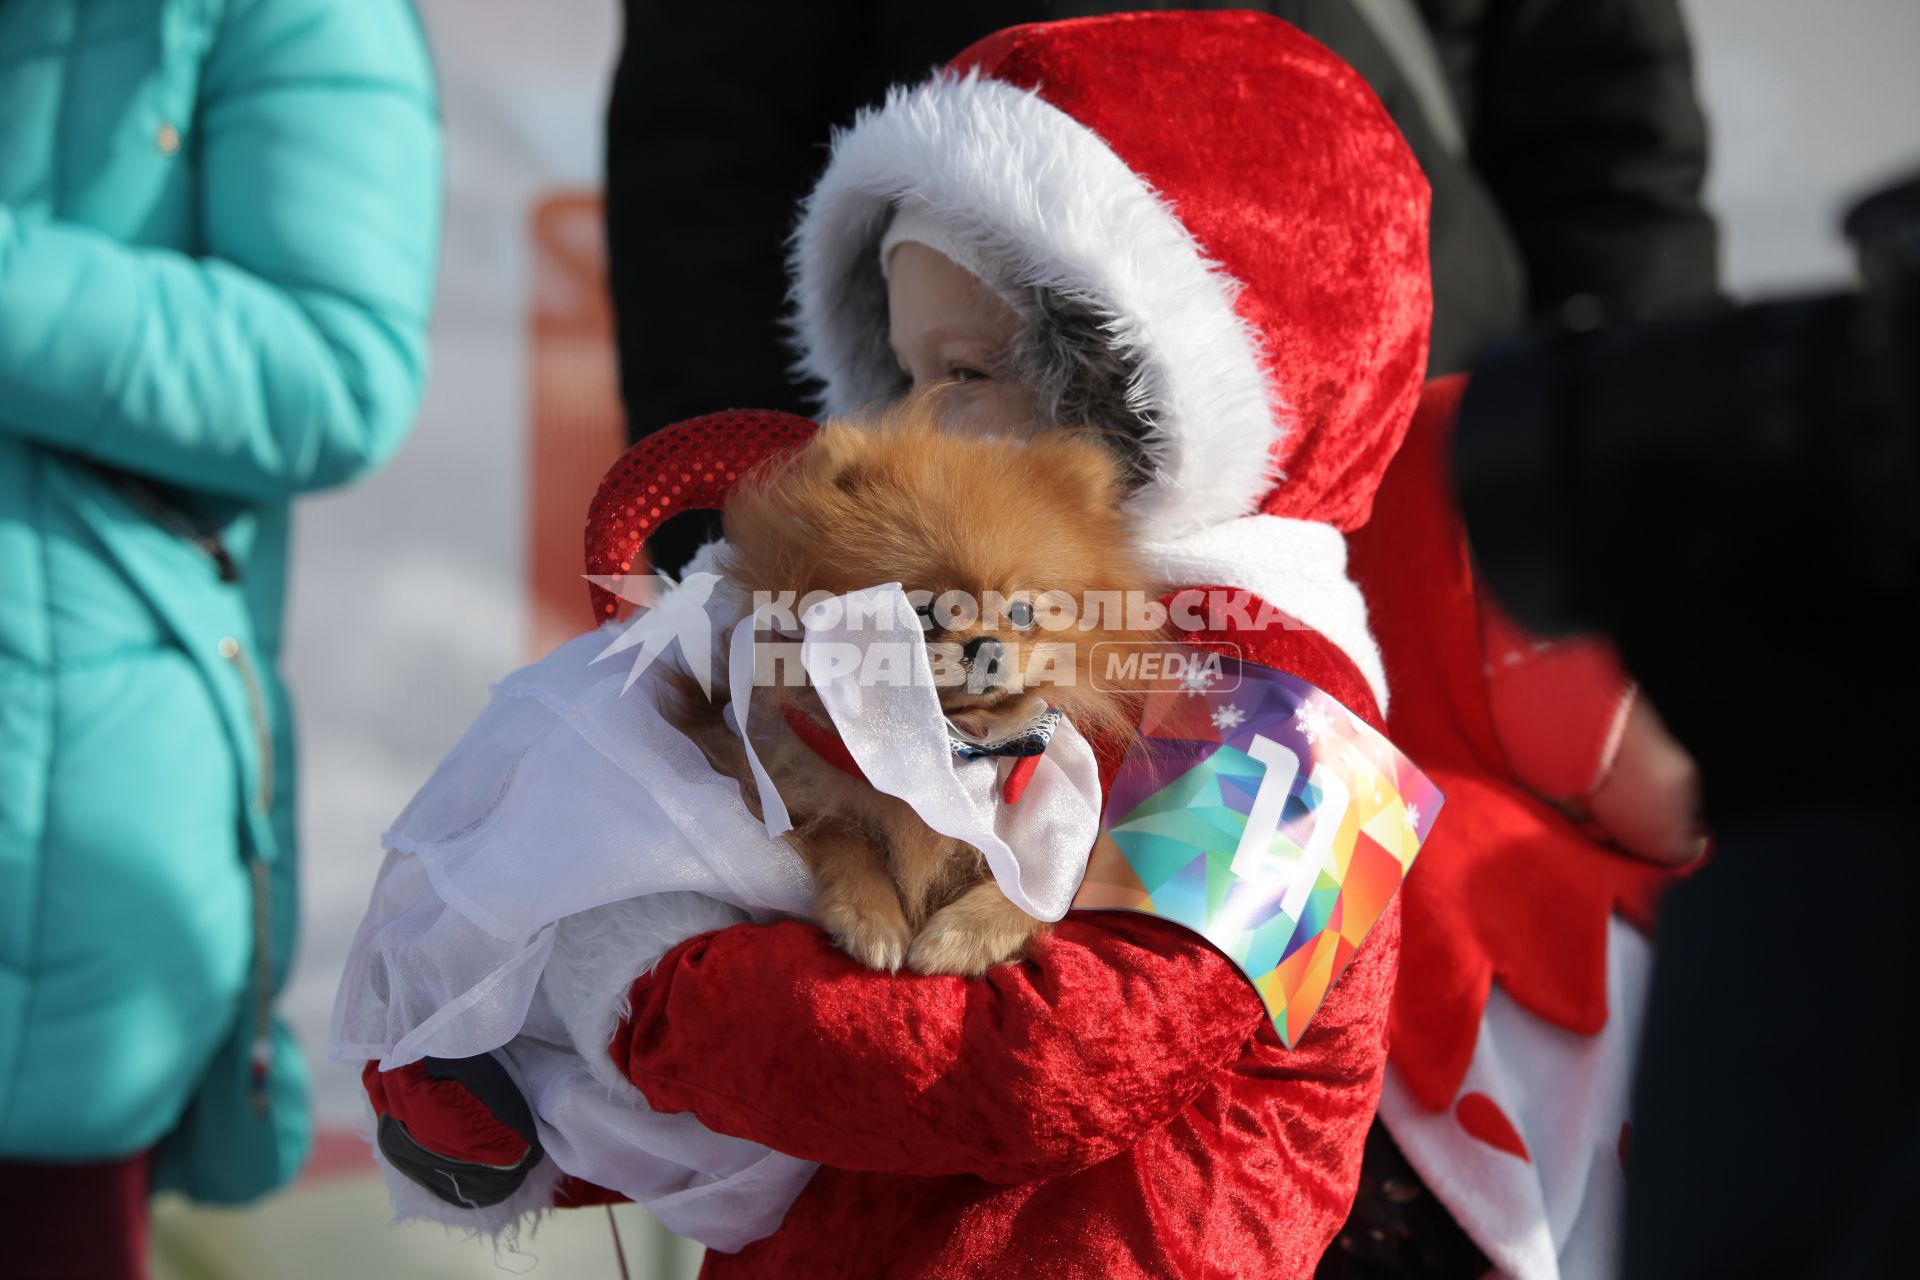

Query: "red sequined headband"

xmin=583 ymin=408 xmax=819 ymax=622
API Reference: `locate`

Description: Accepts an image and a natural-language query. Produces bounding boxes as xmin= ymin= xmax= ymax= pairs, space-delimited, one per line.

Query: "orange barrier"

xmin=527 ymin=192 xmax=629 ymax=659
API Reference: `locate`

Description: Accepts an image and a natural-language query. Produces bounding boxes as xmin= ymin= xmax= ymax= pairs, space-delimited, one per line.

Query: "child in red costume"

xmin=362 ymin=13 xmax=1694 ymax=1277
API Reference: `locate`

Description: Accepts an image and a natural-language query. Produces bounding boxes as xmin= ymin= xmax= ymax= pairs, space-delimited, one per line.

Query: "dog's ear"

xmin=1035 ymin=433 xmax=1127 ymax=513
xmin=799 ymin=420 xmax=876 ymax=499
xmin=833 ymin=459 xmax=874 ymax=497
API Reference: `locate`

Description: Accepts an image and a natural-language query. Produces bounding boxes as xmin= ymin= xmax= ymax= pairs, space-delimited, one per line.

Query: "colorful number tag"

xmin=1074 ymin=654 xmax=1442 ymax=1047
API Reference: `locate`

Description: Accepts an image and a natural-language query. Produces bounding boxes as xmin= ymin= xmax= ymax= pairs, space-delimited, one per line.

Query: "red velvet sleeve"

xmin=610 ymin=912 xmax=1269 ymax=1183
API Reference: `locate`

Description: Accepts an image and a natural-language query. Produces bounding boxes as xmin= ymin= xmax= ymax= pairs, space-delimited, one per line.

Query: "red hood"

xmin=789 ymin=10 xmax=1431 ymax=539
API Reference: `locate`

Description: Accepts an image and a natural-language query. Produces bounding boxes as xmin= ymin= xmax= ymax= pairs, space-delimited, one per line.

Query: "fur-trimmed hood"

xmin=787 ymin=10 xmax=1432 ymax=543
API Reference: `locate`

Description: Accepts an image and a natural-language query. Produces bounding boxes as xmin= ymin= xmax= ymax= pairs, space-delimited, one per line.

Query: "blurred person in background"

xmin=607 ymin=0 xmax=1721 ymax=575
xmin=0 ymin=2 xmax=440 ymax=1277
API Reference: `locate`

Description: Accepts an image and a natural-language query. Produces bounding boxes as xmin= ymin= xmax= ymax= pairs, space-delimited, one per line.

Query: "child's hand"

xmin=1479 ymin=594 xmax=1706 ymax=866
xmin=1585 ymin=693 xmax=1708 ymax=866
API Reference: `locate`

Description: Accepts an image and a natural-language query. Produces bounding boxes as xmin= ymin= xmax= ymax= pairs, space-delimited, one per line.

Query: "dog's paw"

xmin=907 ymin=891 xmax=1042 ymax=977
xmin=907 ymin=925 xmax=1020 ymax=977
xmin=823 ymin=899 xmax=914 ymax=973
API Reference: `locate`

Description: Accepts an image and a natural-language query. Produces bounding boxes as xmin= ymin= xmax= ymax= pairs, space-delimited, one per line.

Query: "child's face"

xmin=886 ymin=242 xmax=1040 ymax=435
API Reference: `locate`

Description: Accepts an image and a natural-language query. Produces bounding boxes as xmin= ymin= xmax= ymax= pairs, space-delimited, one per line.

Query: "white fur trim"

xmin=1141 ymin=516 xmax=1389 ymax=713
xmin=1376 ymin=916 xmax=1654 ymax=1280
xmin=790 ymin=72 xmax=1283 ymax=542
xmin=539 ymin=894 xmax=720 ymax=1095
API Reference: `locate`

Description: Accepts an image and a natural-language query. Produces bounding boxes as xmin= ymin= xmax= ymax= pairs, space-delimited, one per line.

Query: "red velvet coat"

xmin=611 ymin=619 xmax=1394 ymax=1279
xmin=368 ymin=614 xmax=1398 ymax=1279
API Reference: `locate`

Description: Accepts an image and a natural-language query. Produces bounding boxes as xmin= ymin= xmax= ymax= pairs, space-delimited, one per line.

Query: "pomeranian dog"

xmin=663 ymin=402 xmax=1152 ymax=975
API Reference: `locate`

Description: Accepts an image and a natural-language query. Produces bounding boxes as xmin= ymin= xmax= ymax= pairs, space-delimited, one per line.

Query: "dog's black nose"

xmin=963 ymin=635 xmax=1003 ymax=666
xmin=962 ymin=635 xmax=1012 ymax=694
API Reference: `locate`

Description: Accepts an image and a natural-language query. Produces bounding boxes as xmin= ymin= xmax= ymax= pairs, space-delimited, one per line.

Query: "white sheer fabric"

xmin=330 ymin=581 xmax=1100 ymax=1247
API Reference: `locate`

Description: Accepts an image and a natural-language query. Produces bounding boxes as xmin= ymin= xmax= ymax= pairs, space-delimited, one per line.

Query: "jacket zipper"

xmin=218 ymin=635 xmax=274 ymax=815
xmin=219 ymin=634 xmax=277 ymax=1112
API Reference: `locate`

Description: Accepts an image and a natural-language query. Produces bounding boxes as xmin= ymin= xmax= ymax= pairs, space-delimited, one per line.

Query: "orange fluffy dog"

xmin=664 ymin=404 xmax=1152 ymax=975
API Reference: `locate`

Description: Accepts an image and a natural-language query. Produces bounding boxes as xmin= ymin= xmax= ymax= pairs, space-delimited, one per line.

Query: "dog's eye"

xmin=1006 ymin=600 xmax=1035 ymax=629
xmin=913 ymin=603 xmax=938 ymax=633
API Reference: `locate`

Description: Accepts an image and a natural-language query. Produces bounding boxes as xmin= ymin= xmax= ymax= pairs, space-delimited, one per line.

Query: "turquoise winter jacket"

xmin=0 ymin=0 xmax=439 ymax=1200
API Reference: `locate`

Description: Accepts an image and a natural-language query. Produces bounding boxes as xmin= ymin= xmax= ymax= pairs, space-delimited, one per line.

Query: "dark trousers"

xmin=1625 ymin=813 xmax=1913 ymax=1278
